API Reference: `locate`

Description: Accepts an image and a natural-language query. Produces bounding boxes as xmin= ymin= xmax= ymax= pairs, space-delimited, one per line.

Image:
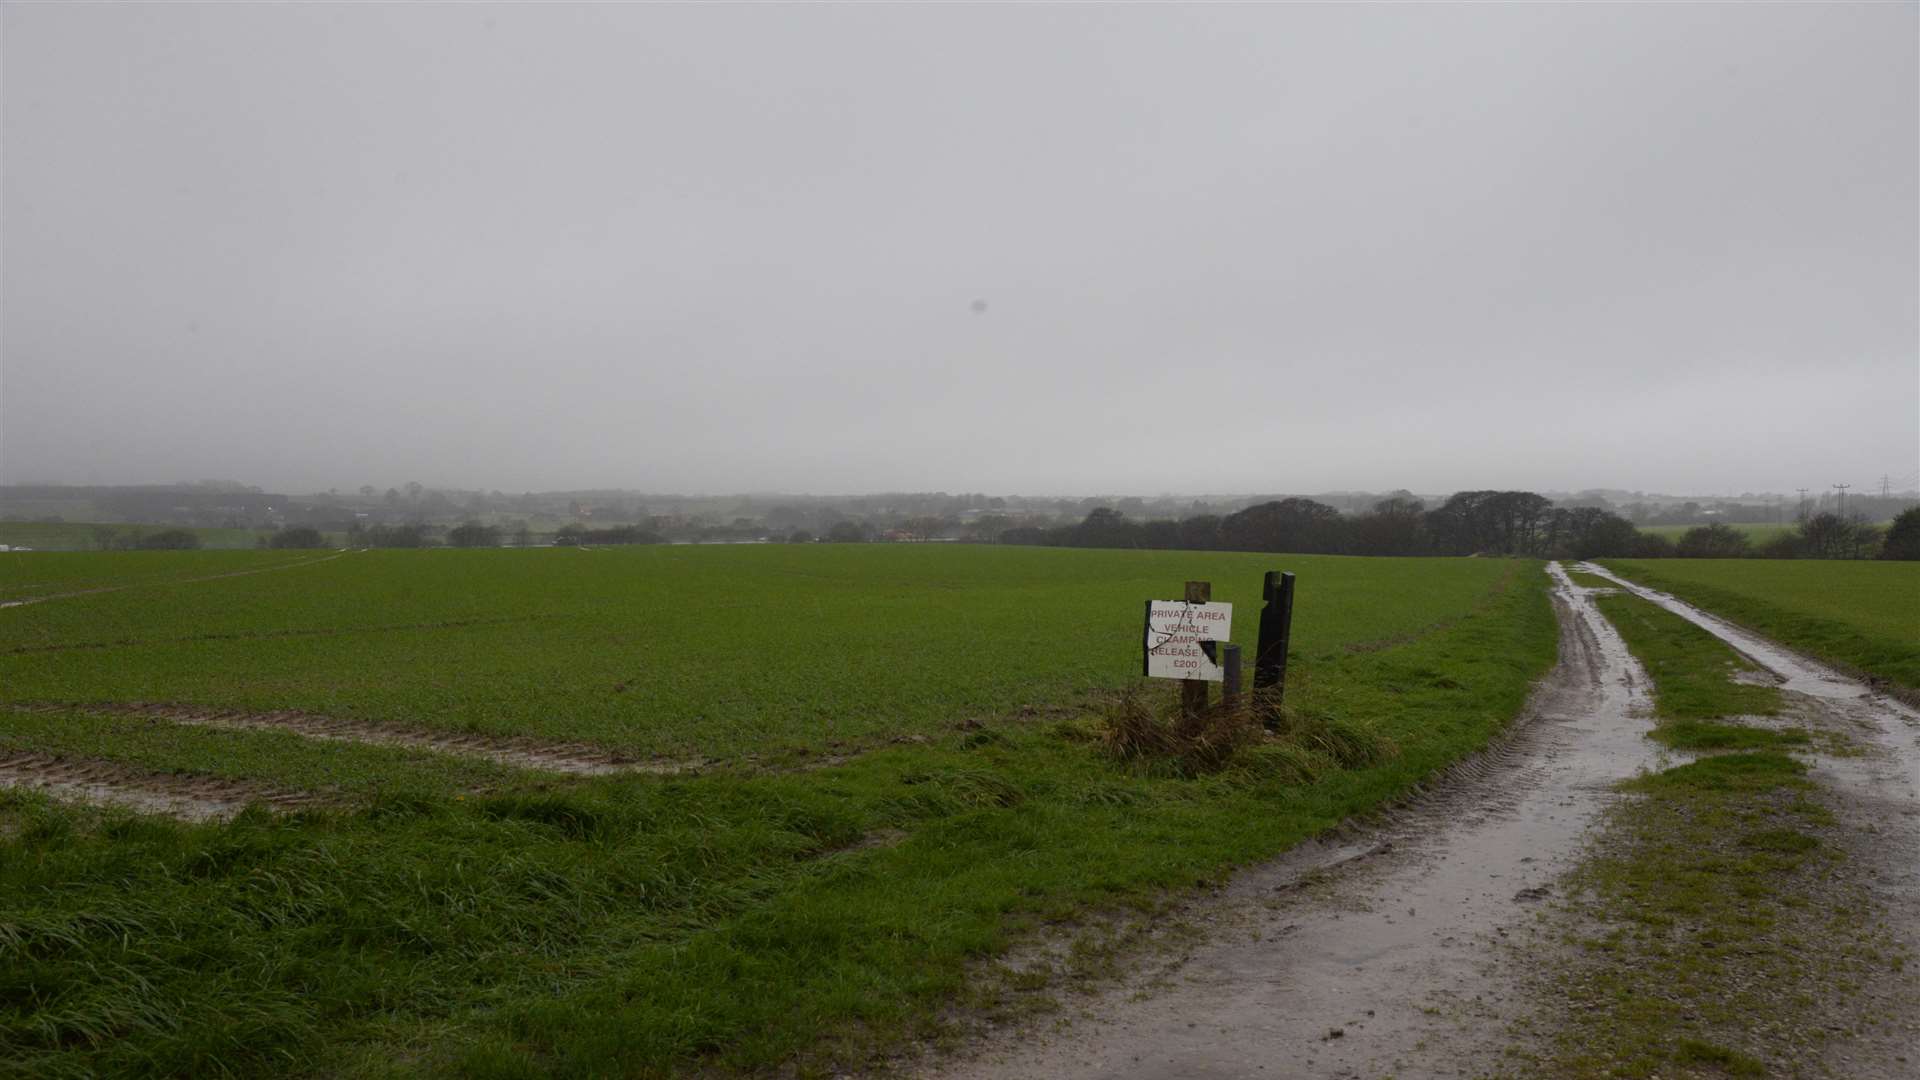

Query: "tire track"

xmin=0 ymin=549 xmax=356 ymax=611
xmin=0 ymin=751 xmax=329 ymax=821
xmin=13 ymin=702 xmax=702 ymax=777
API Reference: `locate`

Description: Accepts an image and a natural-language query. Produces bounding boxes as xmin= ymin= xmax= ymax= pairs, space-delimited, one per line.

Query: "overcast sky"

xmin=3 ymin=3 xmax=1914 ymax=497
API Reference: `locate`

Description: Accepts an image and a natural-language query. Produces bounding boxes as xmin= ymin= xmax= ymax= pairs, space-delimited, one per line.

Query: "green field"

xmin=3 ymin=546 xmax=1522 ymax=759
xmin=1600 ymin=559 xmax=1920 ymax=694
xmin=0 ymin=546 xmax=1557 ymax=1076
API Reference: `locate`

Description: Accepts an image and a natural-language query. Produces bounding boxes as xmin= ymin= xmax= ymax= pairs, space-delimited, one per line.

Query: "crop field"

xmin=0 ymin=546 xmax=1556 ymax=1076
xmin=1600 ymin=558 xmax=1920 ymax=693
xmin=3 ymin=546 xmax=1520 ymax=759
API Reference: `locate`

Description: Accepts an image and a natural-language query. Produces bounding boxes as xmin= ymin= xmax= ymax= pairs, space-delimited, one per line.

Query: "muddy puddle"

xmin=0 ymin=751 xmax=326 ymax=821
xmin=931 ymin=564 xmax=1669 ymax=1079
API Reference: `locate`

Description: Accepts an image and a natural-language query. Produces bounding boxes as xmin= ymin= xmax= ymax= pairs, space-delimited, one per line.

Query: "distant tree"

xmin=901 ymin=515 xmax=952 ymax=541
xmin=1218 ymin=499 xmax=1341 ymax=553
xmin=787 ymin=530 xmax=816 ymax=544
xmin=405 ymin=481 xmax=424 ymax=502
xmin=1676 ymin=523 xmax=1750 ymax=558
xmin=358 ymin=485 xmax=377 ymax=498
xmin=1630 ymin=532 xmax=1675 ymax=558
xmin=1880 ymin=507 xmax=1920 ymax=560
xmin=825 ymin=521 xmax=869 ymax=543
xmin=966 ymin=514 xmax=1016 ymax=543
xmin=1796 ymin=513 xmax=1874 ymax=559
xmin=134 ymin=529 xmax=201 ymax=551
xmin=447 ymin=521 xmax=502 ymax=548
xmin=1070 ymin=508 xmax=1137 ymax=548
xmin=89 ymin=525 xmax=119 ymax=551
xmin=1350 ymin=498 xmax=1427 ymax=555
xmin=384 ymin=488 xmax=401 ymax=505
xmin=1176 ymin=514 xmax=1221 ymax=551
xmin=1138 ymin=519 xmax=1181 ymax=549
xmin=269 ymin=526 xmax=326 ymax=549
xmin=1554 ymin=507 xmax=1640 ymax=560
xmin=361 ymin=523 xmax=433 ymax=548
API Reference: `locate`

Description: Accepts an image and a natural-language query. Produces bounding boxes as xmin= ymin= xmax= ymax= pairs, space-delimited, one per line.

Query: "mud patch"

xmin=17 ymin=702 xmax=703 ymax=777
xmin=0 ymin=750 xmax=327 ymax=821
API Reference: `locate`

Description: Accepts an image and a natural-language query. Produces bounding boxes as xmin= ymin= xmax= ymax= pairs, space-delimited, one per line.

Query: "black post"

xmin=1254 ymin=570 xmax=1296 ymax=698
xmin=1221 ymin=643 xmax=1242 ymax=707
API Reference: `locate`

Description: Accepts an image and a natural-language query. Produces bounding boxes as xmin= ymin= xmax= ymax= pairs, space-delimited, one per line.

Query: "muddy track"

xmin=929 ymin=562 xmax=1670 ymax=1079
xmin=13 ymin=702 xmax=702 ymax=777
xmin=0 ymin=750 xmax=329 ymax=821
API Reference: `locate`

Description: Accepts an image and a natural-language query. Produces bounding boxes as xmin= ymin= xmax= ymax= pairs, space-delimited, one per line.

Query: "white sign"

xmin=1142 ymin=600 xmax=1233 ymax=682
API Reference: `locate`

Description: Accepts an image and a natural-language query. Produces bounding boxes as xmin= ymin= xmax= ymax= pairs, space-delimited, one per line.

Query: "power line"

xmin=1834 ymin=483 xmax=1851 ymax=518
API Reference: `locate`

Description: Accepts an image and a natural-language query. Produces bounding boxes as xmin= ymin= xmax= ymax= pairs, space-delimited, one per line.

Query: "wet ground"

xmin=930 ymin=563 xmax=1920 ymax=1079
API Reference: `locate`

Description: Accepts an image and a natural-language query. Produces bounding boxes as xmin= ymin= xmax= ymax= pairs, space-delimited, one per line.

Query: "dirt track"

xmin=931 ymin=563 xmax=1920 ymax=1078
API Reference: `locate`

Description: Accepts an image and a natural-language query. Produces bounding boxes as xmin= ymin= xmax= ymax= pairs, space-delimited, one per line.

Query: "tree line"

xmin=998 ymin=494 xmax=1920 ymax=561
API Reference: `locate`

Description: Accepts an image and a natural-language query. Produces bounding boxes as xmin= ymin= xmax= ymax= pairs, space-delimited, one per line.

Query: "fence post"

xmin=1254 ymin=570 xmax=1296 ymax=707
xmin=1221 ymin=643 xmax=1242 ymax=708
xmin=1180 ymin=580 xmax=1211 ymax=720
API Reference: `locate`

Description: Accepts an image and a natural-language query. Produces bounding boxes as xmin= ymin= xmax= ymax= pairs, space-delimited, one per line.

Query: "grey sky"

xmin=3 ymin=2 xmax=1915 ymax=497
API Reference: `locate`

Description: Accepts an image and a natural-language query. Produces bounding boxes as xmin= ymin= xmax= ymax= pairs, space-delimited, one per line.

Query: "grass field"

xmin=0 ymin=546 xmax=1557 ymax=1076
xmin=3 ymin=546 xmax=1522 ymax=758
xmin=1600 ymin=559 xmax=1920 ymax=694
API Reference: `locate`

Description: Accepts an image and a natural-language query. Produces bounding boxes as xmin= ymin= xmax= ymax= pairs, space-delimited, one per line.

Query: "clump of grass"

xmin=1626 ymin=751 xmax=1808 ymax=795
xmin=1653 ymin=719 xmax=1808 ymax=752
xmin=1096 ymin=685 xmax=1262 ymax=775
xmin=1674 ymin=1038 xmax=1766 ymax=1075
xmin=1096 ymin=684 xmax=1396 ymax=778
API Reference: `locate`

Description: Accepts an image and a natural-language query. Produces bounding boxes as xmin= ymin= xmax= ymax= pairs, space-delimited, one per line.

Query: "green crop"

xmin=3 ymin=545 xmax=1521 ymax=758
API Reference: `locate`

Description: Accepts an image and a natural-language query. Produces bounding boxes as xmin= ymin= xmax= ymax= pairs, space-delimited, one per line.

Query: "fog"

xmin=3 ymin=3 xmax=1914 ymax=497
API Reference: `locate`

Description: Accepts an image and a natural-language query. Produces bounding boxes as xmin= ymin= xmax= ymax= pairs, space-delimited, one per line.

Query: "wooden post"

xmin=1254 ymin=570 xmax=1296 ymax=704
xmin=1221 ymin=643 xmax=1242 ymax=708
xmin=1181 ymin=580 xmax=1210 ymax=719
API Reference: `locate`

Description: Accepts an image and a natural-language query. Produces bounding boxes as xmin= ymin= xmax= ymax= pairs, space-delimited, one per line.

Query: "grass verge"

xmin=1531 ymin=751 xmax=1905 ymax=1077
xmin=1588 ymin=589 xmax=1802 ymax=752
xmin=0 ymin=564 xmax=1555 ymax=1077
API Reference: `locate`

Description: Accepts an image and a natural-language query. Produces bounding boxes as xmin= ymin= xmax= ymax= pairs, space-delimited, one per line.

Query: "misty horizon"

xmin=4 ymin=4 xmax=1915 ymax=496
